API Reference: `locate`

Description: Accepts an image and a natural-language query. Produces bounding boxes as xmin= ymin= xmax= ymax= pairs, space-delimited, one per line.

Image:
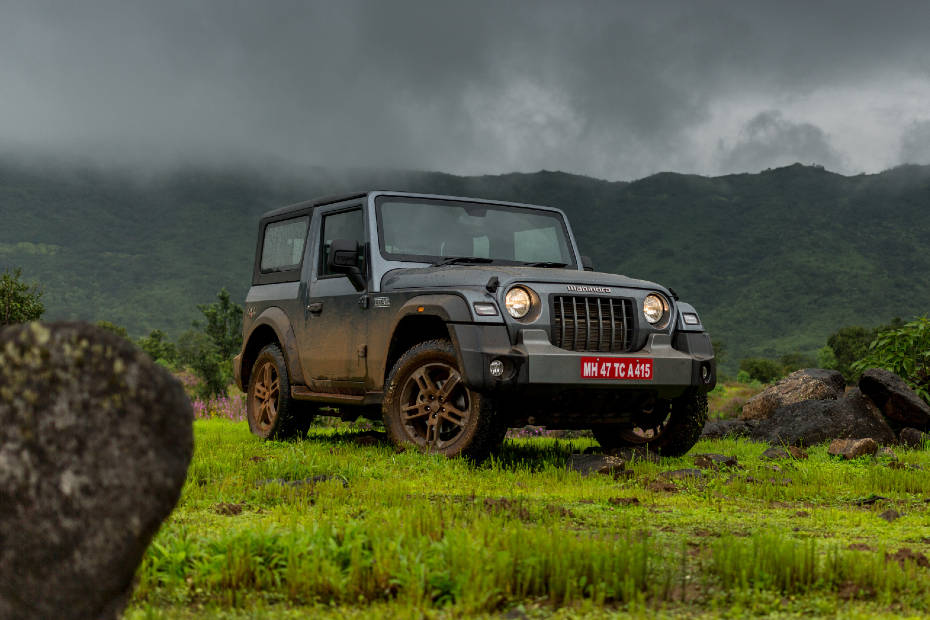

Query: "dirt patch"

xmin=848 ymin=543 xmax=874 ymax=551
xmin=248 ymin=456 xmax=266 ymax=463
xmin=484 ymin=497 xmax=531 ymax=521
xmin=213 ymin=502 xmax=244 ymax=516
xmin=794 ymin=510 xmax=810 ymax=518
xmin=608 ymin=497 xmax=640 ymax=507
xmin=886 ymin=548 xmax=930 ymax=568
xmin=879 ymin=509 xmax=901 ymax=522
xmin=837 ymin=581 xmax=875 ymax=600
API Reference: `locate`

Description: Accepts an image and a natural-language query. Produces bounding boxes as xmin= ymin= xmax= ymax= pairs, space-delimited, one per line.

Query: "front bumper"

xmin=450 ymin=324 xmax=715 ymax=398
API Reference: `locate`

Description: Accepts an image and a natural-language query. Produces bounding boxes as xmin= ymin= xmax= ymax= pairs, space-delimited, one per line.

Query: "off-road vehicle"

xmin=234 ymin=191 xmax=715 ymax=459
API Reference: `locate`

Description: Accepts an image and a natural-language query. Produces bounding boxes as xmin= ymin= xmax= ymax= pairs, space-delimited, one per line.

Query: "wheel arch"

xmin=241 ymin=307 xmax=305 ymax=389
xmin=380 ymin=294 xmax=472 ymax=387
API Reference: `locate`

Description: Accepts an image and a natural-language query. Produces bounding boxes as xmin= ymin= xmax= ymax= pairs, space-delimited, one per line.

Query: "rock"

xmin=660 ymin=468 xmax=704 ymax=480
xmin=608 ymin=497 xmax=640 ymax=506
xmin=693 ymin=453 xmax=739 ymax=469
xmin=749 ymin=389 xmax=896 ymax=446
xmin=878 ymin=447 xmax=898 ymax=461
xmin=700 ymin=419 xmax=752 ymax=439
xmin=761 ymin=446 xmax=808 ymax=460
xmin=899 ymin=427 xmax=929 ymax=448
xmin=859 ymin=368 xmax=930 ymax=430
xmin=828 ymin=438 xmax=878 ymax=459
xmin=879 ymin=509 xmax=901 ymax=522
xmin=567 ymin=454 xmax=626 ymax=475
xmin=0 ymin=322 xmax=193 ymax=620
xmin=740 ymin=369 xmax=844 ymax=420
xmin=603 ymin=447 xmax=661 ymax=463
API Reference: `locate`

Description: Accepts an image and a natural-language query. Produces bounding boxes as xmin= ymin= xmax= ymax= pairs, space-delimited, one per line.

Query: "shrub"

xmin=851 ymin=316 xmax=930 ymax=404
xmin=0 ymin=267 xmax=44 ymax=325
xmin=739 ymin=357 xmax=784 ymax=384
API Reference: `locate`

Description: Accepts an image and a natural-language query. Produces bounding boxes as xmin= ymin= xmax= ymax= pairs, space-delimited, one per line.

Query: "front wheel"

xmin=383 ymin=339 xmax=502 ymax=460
xmin=246 ymin=344 xmax=314 ymax=440
xmin=592 ymin=390 xmax=708 ymax=456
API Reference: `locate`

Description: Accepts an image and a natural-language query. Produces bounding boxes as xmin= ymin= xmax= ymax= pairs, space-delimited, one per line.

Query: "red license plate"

xmin=580 ymin=357 xmax=654 ymax=380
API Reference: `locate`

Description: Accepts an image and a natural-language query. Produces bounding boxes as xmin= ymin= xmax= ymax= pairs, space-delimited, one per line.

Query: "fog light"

xmin=701 ymin=363 xmax=712 ymax=384
xmin=489 ymin=359 xmax=505 ymax=377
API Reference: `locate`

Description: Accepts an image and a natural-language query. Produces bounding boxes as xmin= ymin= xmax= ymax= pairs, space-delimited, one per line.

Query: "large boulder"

xmin=0 ymin=322 xmax=193 ymax=619
xmin=859 ymin=368 xmax=930 ymax=430
xmin=740 ymin=368 xmax=845 ymax=420
xmin=749 ymin=387 xmax=896 ymax=446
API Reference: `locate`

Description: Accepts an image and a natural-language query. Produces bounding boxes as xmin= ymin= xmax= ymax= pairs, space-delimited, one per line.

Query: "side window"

xmin=320 ymin=208 xmax=366 ymax=277
xmin=261 ymin=216 xmax=309 ymax=273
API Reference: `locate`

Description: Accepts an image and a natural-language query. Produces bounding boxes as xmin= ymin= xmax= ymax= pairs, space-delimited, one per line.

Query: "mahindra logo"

xmin=567 ymin=285 xmax=611 ymax=294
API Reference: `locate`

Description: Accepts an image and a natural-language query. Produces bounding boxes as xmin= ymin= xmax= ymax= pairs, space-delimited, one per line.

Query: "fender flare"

xmin=244 ymin=306 xmax=306 ymax=386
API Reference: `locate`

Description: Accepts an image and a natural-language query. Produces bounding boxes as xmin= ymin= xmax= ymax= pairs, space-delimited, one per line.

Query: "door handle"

xmin=307 ymin=302 xmax=323 ymax=314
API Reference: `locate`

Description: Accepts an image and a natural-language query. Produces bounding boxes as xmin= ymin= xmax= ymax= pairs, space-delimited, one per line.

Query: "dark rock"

xmin=608 ymin=497 xmax=641 ymax=506
xmin=828 ymin=438 xmax=878 ymax=459
xmin=741 ymin=368 xmax=843 ymax=420
xmin=859 ymin=368 xmax=930 ymax=430
xmin=879 ymin=509 xmax=901 ymax=522
xmin=701 ymin=418 xmax=752 ymax=439
xmin=351 ymin=431 xmax=388 ymax=446
xmin=213 ymin=502 xmax=244 ymax=516
xmin=899 ymin=427 xmax=929 ymax=448
xmin=853 ymin=494 xmax=889 ymax=506
xmin=566 ymin=454 xmax=626 ymax=475
xmin=0 ymin=322 xmax=193 ymax=620
xmin=749 ymin=389 xmax=896 ymax=446
xmin=761 ymin=446 xmax=808 ymax=460
xmin=660 ymin=468 xmax=704 ymax=480
xmin=693 ymin=453 xmax=739 ymax=469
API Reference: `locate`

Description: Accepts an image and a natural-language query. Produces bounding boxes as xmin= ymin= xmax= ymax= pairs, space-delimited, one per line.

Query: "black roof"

xmin=261 ymin=191 xmax=368 ymax=220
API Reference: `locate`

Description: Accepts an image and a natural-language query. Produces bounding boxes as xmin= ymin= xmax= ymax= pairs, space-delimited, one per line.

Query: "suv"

xmin=234 ymin=191 xmax=715 ymax=459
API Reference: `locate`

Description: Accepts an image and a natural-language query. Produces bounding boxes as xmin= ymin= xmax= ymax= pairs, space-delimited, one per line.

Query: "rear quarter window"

xmin=261 ymin=217 xmax=309 ymax=273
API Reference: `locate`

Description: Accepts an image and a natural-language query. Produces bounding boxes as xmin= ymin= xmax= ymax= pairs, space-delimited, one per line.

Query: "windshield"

xmin=376 ymin=197 xmax=577 ymax=266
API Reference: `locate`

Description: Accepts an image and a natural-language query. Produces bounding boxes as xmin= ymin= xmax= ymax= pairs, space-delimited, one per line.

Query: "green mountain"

xmin=2 ymin=157 xmax=929 ymax=370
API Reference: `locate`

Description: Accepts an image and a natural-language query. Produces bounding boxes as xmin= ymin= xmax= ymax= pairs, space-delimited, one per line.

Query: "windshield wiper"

xmin=525 ymin=261 xmax=568 ymax=268
xmin=432 ymin=256 xmax=495 ymax=267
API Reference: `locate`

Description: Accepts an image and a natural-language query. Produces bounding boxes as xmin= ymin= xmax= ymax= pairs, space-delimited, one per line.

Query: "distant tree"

xmin=96 ymin=320 xmax=129 ymax=340
xmin=137 ymin=329 xmax=178 ymax=366
xmin=739 ymin=357 xmax=784 ymax=384
xmin=176 ymin=329 xmax=229 ymax=398
xmin=778 ymin=352 xmax=816 ymax=374
xmin=0 ymin=267 xmax=45 ymax=325
xmin=826 ymin=318 xmax=905 ymax=383
xmin=194 ymin=288 xmax=242 ymax=359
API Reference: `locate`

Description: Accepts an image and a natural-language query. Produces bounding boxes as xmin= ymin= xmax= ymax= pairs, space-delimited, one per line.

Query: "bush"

xmin=137 ymin=329 xmax=178 ymax=366
xmin=0 ymin=267 xmax=44 ymax=325
xmin=739 ymin=357 xmax=784 ymax=384
xmin=851 ymin=317 xmax=930 ymax=404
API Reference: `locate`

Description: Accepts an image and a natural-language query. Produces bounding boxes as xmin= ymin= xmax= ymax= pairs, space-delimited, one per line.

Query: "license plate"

xmin=580 ymin=357 xmax=654 ymax=380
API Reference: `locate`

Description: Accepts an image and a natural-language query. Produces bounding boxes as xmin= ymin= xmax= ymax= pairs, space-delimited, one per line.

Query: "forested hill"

xmin=2 ymin=157 xmax=929 ymax=368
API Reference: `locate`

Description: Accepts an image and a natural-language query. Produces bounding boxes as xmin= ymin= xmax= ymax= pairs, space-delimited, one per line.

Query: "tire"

xmin=592 ymin=390 xmax=708 ymax=457
xmin=383 ymin=339 xmax=503 ymax=460
xmin=246 ymin=344 xmax=314 ymax=440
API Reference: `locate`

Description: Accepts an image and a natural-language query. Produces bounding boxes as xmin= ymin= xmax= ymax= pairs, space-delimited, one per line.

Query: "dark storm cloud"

xmin=1 ymin=0 xmax=929 ymax=179
xmin=717 ymin=111 xmax=844 ymax=174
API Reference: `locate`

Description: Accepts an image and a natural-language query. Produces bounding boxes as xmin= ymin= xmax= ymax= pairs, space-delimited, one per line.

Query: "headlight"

xmin=505 ymin=287 xmax=532 ymax=319
xmin=643 ymin=293 xmax=669 ymax=325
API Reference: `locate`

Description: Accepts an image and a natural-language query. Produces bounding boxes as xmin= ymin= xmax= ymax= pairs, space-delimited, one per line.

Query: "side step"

xmin=291 ymin=386 xmax=382 ymax=406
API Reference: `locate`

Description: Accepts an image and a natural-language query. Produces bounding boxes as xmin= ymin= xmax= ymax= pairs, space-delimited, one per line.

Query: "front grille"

xmin=551 ymin=295 xmax=635 ymax=352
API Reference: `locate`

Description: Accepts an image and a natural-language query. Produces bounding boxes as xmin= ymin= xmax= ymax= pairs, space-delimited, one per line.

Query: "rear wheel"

xmin=247 ymin=344 xmax=314 ymax=440
xmin=592 ymin=390 xmax=707 ymax=456
xmin=383 ymin=339 xmax=502 ymax=460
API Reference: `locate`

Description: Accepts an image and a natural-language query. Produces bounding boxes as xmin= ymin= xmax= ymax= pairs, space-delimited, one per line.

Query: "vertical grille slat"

xmin=550 ymin=295 xmax=635 ymax=353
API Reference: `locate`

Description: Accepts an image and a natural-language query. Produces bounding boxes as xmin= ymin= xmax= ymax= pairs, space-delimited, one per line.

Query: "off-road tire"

xmin=383 ymin=339 xmax=503 ymax=460
xmin=247 ymin=344 xmax=314 ymax=440
xmin=592 ymin=390 xmax=708 ymax=457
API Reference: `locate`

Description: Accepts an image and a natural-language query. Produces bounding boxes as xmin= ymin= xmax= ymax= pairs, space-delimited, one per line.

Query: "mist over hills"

xmin=2 ymin=156 xmax=929 ymax=370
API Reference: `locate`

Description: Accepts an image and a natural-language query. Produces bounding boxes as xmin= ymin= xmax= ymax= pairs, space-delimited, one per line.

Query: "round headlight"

xmin=505 ymin=287 xmax=532 ymax=319
xmin=643 ymin=293 xmax=669 ymax=325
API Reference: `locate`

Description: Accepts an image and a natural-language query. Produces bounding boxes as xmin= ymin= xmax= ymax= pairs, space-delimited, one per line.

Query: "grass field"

xmin=126 ymin=419 xmax=930 ymax=619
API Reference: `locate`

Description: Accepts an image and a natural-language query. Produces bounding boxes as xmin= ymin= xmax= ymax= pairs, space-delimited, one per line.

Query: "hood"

xmin=380 ymin=264 xmax=669 ymax=294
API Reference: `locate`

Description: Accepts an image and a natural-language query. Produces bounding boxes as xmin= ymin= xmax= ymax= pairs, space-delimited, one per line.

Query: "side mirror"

xmin=581 ymin=255 xmax=595 ymax=271
xmin=327 ymin=239 xmax=366 ymax=291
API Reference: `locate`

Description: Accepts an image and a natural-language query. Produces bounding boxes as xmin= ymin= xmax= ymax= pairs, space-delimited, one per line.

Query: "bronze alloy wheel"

xmin=383 ymin=339 xmax=503 ymax=460
xmin=399 ymin=361 xmax=470 ymax=450
xmin=246 ymin=343 xmax=312 ymax=440
xmin=250 ymin=359 xmax=280 ymax=433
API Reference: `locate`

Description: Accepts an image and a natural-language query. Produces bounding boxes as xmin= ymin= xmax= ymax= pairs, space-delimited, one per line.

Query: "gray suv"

xmin=234 ymin=191 xmax=715 ymax=459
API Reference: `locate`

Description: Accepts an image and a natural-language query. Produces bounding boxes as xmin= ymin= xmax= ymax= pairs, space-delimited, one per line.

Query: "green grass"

xmin=127 ymin=421 xmax=930 ymax=618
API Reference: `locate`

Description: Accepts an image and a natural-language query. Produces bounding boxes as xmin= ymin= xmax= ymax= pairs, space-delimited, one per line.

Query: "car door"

xmin=300 ymin=201 xmax=369 ymax=394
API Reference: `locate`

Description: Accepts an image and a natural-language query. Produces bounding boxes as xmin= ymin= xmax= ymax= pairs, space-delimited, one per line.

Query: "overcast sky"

xmin=2 ymin=0 xmax=930 ymax=181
